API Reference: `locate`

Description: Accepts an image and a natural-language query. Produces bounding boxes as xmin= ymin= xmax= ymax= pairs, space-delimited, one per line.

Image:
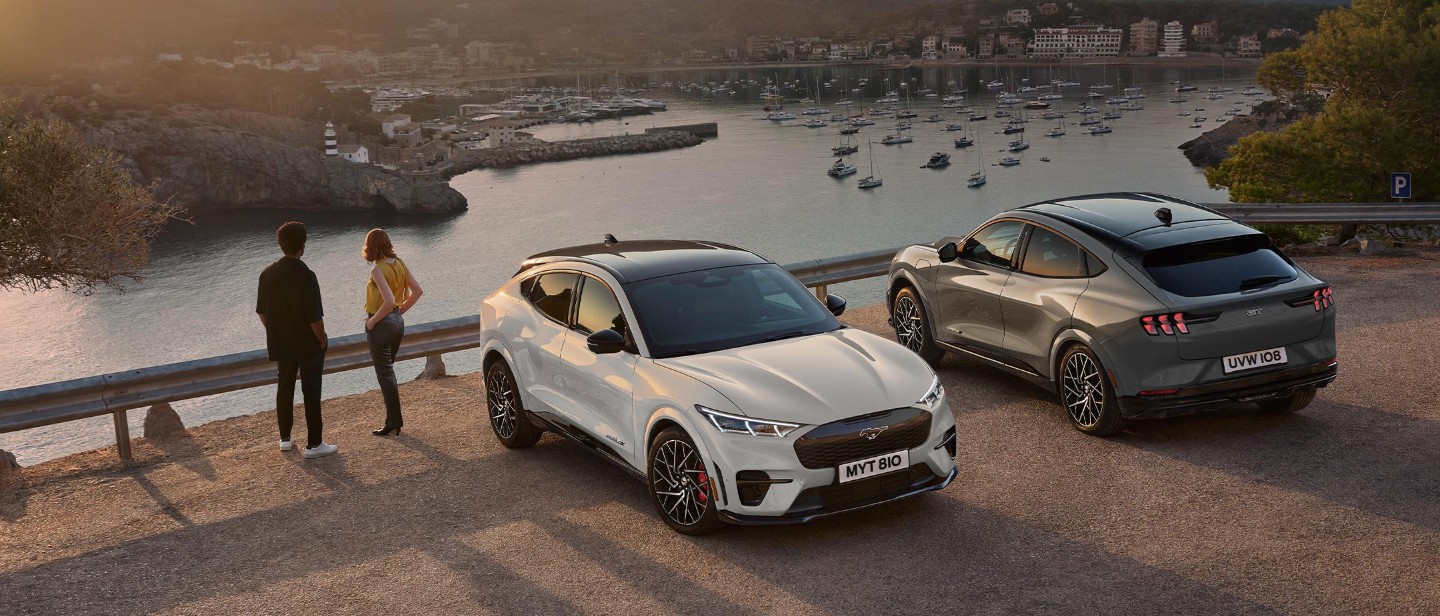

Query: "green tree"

xmin=1207 ymin=0 xmax=1440 ymax=240
xmin=0 ymin=98 xmax=181 ymax=294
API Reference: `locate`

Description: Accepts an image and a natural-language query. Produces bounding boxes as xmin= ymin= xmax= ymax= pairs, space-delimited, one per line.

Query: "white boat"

xmin=968 ymin=144 xmax=986 ymax=187
xmin=826 ymin=158 xmax=857 ymax=177
xmin=943 ymin=123 xmax=966 ymax=131
xmin=998 ymin=156 xmax=1021 ymax=167
xmin=1040 ymin=111 xmax=1065 ymax=120
xmin=1106 ymin=97 xmax=1130 ymax=105
xmin=1179 ymin=111 xmax=1192 ymax=117
xmin=835 ymin=99 xmax=854 ymax=106
xmin=1119 ymin=103 xmax=1143 ymax=111
xmin=1007 ymin=140 xmax=1030 ymax=151
xmin=1123 ymin=87 xmax=1146 ymax=99
xmin=1038 ymin=94 xmax=1063 ymax=101
xmin=1047 ymin=117 xmax=1066 ymax=137
xmin=968 ymin=113 xmax=988 ymax=121
xmin=1076 ymin=105 xmax=1099 ymax=114
xmin=1102 ymin=111 xmax=1122 ymax=120
xmin=849 ymin=117 xmax=876 ymax=126
xmin=1242 ymin=86 xmax=1265 ymax=96
xmin=1088 ymin=125 xmax=1113 ymax=134
xmin=922 ymin=152 xmax=951 ymax=168
xmin=1209 ymin=86 xmax=1235 ymax=93
xmin=767 ymin=112 xmax=795 ymax=121
xmin=881 ymin=131 xmax=912 ymax=145
xmin=802 ymin=118 xmax=828 ymax=128
xmin=858 ymin=141 xmax=883 ymax=189
xmin=803 ymin=107 xmax=830 ymax=115
xmin=924 ymin=114 xmax=944 ymax=122
xmin=987 ymin=80 xmax=1005 ymax=88
xmin=1078 ymin=114 xmax=1101 ymax=126
xmin=1205 ymin=93 xmax=1225 ymax=100
xmin=894 ymin=122 xmax=912 ymax=131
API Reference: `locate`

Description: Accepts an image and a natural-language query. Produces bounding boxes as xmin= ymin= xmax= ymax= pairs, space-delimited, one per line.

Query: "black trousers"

xmin=277 ymin=352 xmax=325 ymax=448
xmin=367 ymin=312 xmax=405 ymax=429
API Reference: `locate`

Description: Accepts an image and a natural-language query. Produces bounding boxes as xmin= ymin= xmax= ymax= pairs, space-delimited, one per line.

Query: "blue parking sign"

xmin=1391 ymin=172 xmax=1412 ymax=199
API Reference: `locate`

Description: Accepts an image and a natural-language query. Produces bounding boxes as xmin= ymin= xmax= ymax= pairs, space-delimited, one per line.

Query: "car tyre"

xmin=647 ymin=427 xmax=725 ymax=536
xmin=1058 ymin=345 xmax=1125 ymax=436
xmin=485 ymin=360 xmax=543 ymax=448
xmin=1257 ymin=388 xmax=1316 ymax=414
xmin=891 ymin=286 xmax=945 ymax=366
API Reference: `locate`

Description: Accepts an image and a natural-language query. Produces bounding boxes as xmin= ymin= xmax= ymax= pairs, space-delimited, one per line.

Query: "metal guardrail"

xmin=3 ymin=202 xmax=1435 ymax=461
xmin=1205 ymin=203 xmax=1440 ymax=224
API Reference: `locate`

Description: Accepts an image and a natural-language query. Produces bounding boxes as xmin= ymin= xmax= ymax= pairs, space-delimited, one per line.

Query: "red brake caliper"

xmin=695 ymin=463 xmax=709 ymax=504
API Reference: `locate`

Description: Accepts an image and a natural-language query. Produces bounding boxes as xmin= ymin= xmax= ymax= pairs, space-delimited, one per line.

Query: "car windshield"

xmin=1142 ymin=234 xmax=1297 ymax=297
xmin=624 ymin=263 xmax=842 ymax=358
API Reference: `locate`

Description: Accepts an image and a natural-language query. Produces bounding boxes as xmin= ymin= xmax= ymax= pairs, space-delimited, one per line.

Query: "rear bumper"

xmin=1119 ymin=360 xmax=1337 ymax=419
xmin=718 ymin=465 xmax=957 ymax=525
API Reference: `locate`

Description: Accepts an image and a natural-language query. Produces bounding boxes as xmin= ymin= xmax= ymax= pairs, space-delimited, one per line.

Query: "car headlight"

xmin=695 ymin=405 xmax=801 ymax=438
xmin=917 ymin=376 xmax=943 ymax=407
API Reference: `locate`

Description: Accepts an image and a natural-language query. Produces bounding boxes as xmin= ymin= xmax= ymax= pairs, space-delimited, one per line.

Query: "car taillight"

xmin=1312 ymin=286 xmax=1334 ymax=311
xmin=1140 ymin=312 xmax=1197 ymax=336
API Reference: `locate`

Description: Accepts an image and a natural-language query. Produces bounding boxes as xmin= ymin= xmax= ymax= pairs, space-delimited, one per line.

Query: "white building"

xmin=1159 ymin=21 xmax=1187 ymax=57
xmin=382 ymin=114 xmax=413 ymax=138
xmin=1029 ymin=26 xmax=1123 ymax=59
xmin=337 ymin=144 xmax=369 ymax=163
xmin=1130 ymin=18 xmax=1159 ymax=55
xmin=1236 ymin=34 xmax=1262 ymax=58
xmin=1007 ymin=8 xmax=1032 ymax=25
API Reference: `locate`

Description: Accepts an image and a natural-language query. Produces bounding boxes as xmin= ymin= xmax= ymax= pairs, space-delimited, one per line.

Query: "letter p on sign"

xmin=1391 ymin=172 xmax=1412 ymax=199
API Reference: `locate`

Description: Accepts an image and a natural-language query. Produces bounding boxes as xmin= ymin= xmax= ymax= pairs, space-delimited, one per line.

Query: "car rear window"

xmin=1141 ymin=234 xmax=1296 ymax=297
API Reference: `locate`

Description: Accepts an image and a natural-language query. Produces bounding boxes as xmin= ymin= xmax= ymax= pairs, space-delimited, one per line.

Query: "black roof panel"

xmin=1018 ymin=193 xmax=1229 ymax=237
xmin=521 ymin=239 xmax=769 ymax=283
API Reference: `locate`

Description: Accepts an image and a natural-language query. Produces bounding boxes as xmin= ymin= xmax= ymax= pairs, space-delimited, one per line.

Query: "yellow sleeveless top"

xmin=365 ymin=258 xmax=410 ymax=315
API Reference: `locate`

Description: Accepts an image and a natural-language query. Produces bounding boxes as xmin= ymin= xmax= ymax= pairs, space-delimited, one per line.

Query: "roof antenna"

xmin=603 ymin=233 xmax=619 ymax=246
xmin=1155 ymin=207 xmax=1173 ymax=226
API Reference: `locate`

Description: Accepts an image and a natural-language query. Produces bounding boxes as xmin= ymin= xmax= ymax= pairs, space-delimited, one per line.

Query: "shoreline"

xmin=350 ymin=56 xmax=1262 ymax=88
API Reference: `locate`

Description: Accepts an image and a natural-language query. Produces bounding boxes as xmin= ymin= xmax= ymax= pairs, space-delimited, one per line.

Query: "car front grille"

xmin=788 ymin=464 xmax=939 ymax=513
xmin=792 ymin=407 xmax=932 ymax=469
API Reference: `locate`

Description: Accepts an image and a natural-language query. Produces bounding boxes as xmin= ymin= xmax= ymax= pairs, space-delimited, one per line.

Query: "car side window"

xmin=524 ymin=272 xmax=578 ymax=324
xmin=961 ymin=220 xmax=1025 ymax=268
xmin=574 ymin=276 xmax=629 ymax=337
xmin=1019 ymin=226 xmax=1089 ymax=278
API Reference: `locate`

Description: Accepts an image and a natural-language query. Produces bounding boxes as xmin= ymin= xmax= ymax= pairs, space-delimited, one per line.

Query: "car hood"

xmin=654 ymin=328 xmax=935 ymax=425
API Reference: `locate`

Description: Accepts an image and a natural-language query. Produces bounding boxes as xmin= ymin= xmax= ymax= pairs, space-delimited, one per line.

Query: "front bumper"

xmin=720 ymin=465 xmax=957 ymax=525
xmin=704 ymin=397 xmax=958 ymax=523
xmin=1118 ymin=360 xmax=1338 ymax=419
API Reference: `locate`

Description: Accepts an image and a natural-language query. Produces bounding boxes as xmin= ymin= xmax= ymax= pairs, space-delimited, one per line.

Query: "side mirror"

xmin=586 ymin=328 xmax=626 ymax=354
xmin=937 ymin=242 xmax=959 ymax=263
xmin=825 ymin=293 xmax=847 ymax=317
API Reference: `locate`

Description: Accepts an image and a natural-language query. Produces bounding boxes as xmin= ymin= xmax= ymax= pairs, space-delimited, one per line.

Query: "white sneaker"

xmin=303 ymin=443 xmax=338 ymax=459
xmin=279 ymin=440 xmax=294 ymax=452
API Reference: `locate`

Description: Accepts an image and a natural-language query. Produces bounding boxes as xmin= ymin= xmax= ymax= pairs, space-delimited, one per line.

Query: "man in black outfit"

xmin=256 ymin=222 xmax=337 ymax=459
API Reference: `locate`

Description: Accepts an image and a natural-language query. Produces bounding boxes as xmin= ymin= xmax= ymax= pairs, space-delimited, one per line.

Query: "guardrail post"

xmin=416 ymin=353 xmax=448 ymax=380
xmin=814 ymin=284 xmax=828 ymax=301
xmin=113 ymin=410 xmax=132 ymax=460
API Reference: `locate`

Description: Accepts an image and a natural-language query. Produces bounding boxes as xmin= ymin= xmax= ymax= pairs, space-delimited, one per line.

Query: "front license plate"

xmin=1223 ymin=346 xmax=1288 ymax=374
xmin=837 ymin=450 xmax=909 ymax=484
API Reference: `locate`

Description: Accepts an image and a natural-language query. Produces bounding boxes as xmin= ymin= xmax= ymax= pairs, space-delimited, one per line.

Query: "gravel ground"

xmin=2 ymin=252 xmax=1438 ymax=615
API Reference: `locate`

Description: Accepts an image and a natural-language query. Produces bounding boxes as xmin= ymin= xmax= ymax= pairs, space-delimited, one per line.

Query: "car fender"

xmin=640 ymin=405 xmax=732 ymax=506
xmin=1048 ymin=327 xmax=1122 ymax=389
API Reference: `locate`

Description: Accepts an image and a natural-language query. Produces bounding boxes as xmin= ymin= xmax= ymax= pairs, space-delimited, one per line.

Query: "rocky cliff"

xmin=81 ymin=110 xmax=467 ymax=214
xmin=1179 ymin=102 xmax=1306 ymax=168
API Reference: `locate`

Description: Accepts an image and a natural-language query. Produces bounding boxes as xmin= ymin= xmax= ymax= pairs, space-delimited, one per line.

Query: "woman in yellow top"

xmin=363 ymin=229 xmax=424 ymax=436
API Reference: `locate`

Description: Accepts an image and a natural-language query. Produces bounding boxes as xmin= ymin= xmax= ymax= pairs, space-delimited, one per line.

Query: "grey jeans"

xmin=367 ymin=311 xmax=405 ymax=428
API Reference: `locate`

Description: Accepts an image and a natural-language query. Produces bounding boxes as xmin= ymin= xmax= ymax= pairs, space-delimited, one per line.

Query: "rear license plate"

xmin=1223 ymin=347 xmax=1288 ymax=374
xmin=837 ymin=450 xmax=909 ymax=484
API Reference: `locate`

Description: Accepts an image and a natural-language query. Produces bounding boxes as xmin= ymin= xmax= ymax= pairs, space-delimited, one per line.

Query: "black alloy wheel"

xmin=647 ymin=427 xmax=725 ymax=535
xmin=485 ymin=361 xmax=542 ymax=448
xmin=892 ymin=286 xmax=945 ymax=366
xmin=1058 ymin=345 xmax=1125 ymax=436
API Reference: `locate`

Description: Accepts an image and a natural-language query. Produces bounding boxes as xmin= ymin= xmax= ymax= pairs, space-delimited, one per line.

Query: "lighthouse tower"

xmin=323 ymin=121 xmax=338 ymax=157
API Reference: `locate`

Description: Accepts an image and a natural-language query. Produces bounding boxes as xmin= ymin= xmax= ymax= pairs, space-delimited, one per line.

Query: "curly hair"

xmin=276 ymin=221 xmax=307 ymax=256
xmin=363 ymin=228 xmax=397 ymax=262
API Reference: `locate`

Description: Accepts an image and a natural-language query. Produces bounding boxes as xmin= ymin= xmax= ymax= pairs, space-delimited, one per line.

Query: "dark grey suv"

xmin=887 ymin=193 xmax=1338 ymax=435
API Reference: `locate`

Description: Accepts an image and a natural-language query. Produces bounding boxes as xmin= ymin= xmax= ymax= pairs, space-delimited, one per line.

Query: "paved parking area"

xmin=2 ymin=252 xmax=1438 ymax=615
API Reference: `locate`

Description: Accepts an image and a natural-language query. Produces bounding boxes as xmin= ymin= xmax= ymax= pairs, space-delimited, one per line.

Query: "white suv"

xmin=479 ymin=239 xmax=958 ymax=534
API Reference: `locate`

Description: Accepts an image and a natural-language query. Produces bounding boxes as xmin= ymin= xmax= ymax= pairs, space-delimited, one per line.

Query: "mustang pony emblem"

xmin=859 ymin=426 xmax=890 ymax=440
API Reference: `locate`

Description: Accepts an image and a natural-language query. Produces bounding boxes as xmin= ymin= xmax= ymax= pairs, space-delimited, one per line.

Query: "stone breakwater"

xmin=83 ymin=110 xmax=467 ymax=215
xmin=448 ymin=130 xmax=703 ymax=175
